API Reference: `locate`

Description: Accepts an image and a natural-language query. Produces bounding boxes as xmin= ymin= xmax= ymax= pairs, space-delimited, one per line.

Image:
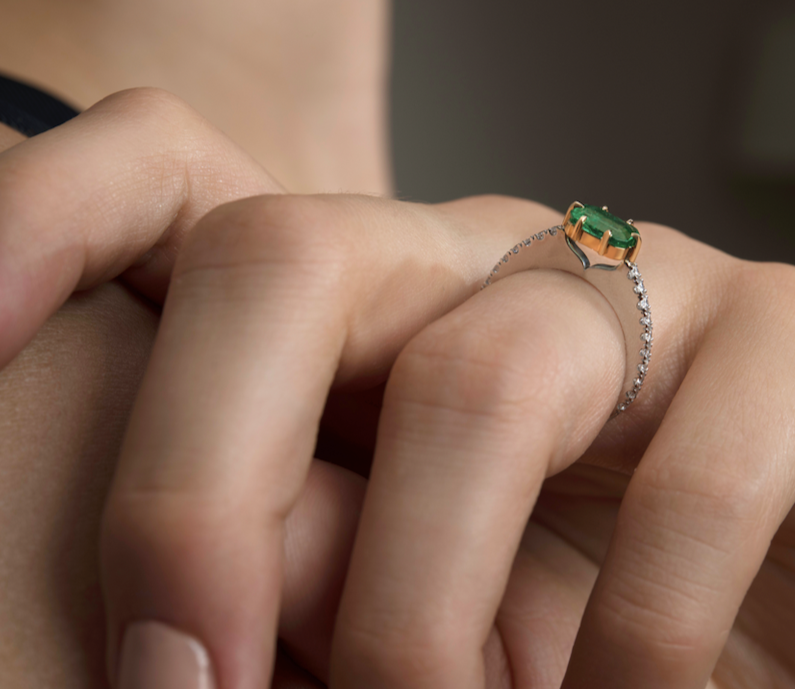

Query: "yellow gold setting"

xmin=563 ymin=201 xmax=641 ymax=262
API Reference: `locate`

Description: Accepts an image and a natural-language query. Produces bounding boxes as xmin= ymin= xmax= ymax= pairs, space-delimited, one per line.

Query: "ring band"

xmin=480 ymin=202 xmax=652 ymax=417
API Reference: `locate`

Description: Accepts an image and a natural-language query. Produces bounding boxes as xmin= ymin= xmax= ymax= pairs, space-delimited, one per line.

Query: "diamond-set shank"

xmin=479 ymin=225 xmax=652 ymax=417
xmin=623 ymin=261 xmax=652 ymax=414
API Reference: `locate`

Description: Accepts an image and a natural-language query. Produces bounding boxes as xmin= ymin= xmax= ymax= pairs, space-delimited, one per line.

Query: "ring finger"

xmin=329 ymin=264 xmax=627 ymax=688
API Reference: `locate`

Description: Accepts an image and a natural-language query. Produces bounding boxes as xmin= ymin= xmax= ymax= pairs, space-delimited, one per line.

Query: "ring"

xmin=480 ymin=201 xmax=652 ymax=417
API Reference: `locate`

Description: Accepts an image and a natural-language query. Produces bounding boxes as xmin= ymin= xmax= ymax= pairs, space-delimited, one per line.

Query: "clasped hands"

xmin=2 ymin=88 xmax=793 ymax=689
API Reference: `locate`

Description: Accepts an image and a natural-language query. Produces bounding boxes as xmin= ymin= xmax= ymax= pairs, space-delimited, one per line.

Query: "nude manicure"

xmin=117 ymin=620 xmax=217 ymax=689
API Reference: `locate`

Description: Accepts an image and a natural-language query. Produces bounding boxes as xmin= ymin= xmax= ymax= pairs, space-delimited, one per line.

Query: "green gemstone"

xmin=569 ymin=205 xmax=637 ymax=249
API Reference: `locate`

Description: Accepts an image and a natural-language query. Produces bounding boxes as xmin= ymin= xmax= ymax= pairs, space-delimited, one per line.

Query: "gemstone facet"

xmin=569 ymin=204 xmax=637 ymax=249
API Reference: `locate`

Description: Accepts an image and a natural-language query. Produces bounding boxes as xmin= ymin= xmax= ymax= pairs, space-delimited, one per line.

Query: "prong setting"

xmin=627 ymin=232 xmax=642 ymax=263
xmin=563 ymin=200 xmax=584 ymax=228
xmin=597 ymin=228 xmax=612 ymax=254
xmin=568 ymin=214 xmax=586 ymax=242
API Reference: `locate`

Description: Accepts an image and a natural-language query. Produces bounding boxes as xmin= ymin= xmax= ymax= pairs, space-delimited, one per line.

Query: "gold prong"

xmin=563 ymin=201 xmax=584 ymax=227
xmin=598 ymin=228 xmax=612 ymax=254
xmin=602 ymin=205 xmax=609 ymax=212
xmin=568 ymin=214 xmax=586 ymax=242
xmin=627 ymin=232 xmax=642 ymax=263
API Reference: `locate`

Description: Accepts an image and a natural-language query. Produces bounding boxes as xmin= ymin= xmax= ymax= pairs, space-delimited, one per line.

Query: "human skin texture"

xmin=0 ymin=1 xmax=794 ymax=687
xmin=0 ymin=118 xmax=363 ymax=689
xmin=1 ymin=91 xmax=795 ymax=689
xmin=0 ymin=0 xmax=392 ymax=679
xmin=0 ymin=0 xmax=392 ymax=196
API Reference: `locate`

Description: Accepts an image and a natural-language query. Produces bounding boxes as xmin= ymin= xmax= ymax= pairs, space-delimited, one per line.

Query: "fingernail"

xmin=117 ymin=621 xmax=216 ymax=689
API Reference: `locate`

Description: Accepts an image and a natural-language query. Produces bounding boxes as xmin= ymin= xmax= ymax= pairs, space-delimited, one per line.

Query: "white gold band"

xmin=479 ymin=225 xmax=653 ymax=417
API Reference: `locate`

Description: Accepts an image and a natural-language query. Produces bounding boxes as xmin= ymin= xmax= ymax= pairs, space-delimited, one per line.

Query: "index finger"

xmin=0 ymin=86 xmax=283 ymax=369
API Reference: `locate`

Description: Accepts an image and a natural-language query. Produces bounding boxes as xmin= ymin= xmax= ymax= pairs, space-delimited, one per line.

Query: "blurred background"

xmin=391 ymin=0 xmax=795 ymax=263
xmin=1 ymin=0 xmax=793 ymax=263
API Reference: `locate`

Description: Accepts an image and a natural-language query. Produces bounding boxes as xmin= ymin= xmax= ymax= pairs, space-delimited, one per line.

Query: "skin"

xmin=1 ymin=6 xmax=794 ymax=689
xmin=0 ymin=0 xmax=392 ymax=196
xmin=0 ymin=0 xmax=389 ymax=684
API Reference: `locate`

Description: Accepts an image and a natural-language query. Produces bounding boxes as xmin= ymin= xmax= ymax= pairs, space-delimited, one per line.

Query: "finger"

xmin=0 ymin=86 xmax=282 ymax=369
xmin=281 ymin=455 xmax=520 ymax=687
xmin=281 ymin=453 xmax=541 ymax=688
xmin=561 ymin=265 xmax=795 ymax=689
xmin=279 ymin=457 xmax=367 ymax=683
xmin=102 ymin=193 xmax=558 ymax=689
xmin=329 ymin=266 xmax=626 ymax=688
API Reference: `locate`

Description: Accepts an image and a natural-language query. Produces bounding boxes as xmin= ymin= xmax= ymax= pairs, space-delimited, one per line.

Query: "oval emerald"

xmin=569 ymin=205 xmax=637 ymax=249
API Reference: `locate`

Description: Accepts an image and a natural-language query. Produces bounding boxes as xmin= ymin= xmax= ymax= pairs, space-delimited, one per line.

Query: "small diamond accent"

xmin=637 ymin=296 xmax=649 ymax=311
xmin=627 ymin=265 xmax=640 ymax=280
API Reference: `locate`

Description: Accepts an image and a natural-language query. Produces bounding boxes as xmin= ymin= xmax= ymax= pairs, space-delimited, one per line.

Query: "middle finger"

xmin=102 ymin=193 xmax=562 ymax=689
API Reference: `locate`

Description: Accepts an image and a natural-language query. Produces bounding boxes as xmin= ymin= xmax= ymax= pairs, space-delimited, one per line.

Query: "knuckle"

xmin=597 ymin=459 xmax=769 ymax=662
xmin=597 ymin=574 xmax=718 ymax=663
xmin=94 ymin=87 xmax=200 ymax=131
xmin=0 ymin=88 xmax=203 ymax=240
xmin=175 ymin=194 xmax=353 ymax=287
xmin=389 ymin=312 xmax=561 ymax=424
xmin=636 ymin=458 xmax=770 ymax=546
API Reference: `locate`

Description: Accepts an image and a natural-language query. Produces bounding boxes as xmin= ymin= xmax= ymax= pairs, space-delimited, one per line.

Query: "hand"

xmin=2 ymin=89 xmax=792 ymax=689
xmin=0 ymin=86 xmax=503 ymax=687
xmin=99 ymin=194 xmax=793 ymax=689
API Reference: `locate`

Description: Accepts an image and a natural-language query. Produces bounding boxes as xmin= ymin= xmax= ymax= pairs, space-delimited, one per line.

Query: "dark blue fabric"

xmin=0 ymin=72 xmax=81 ymax=137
